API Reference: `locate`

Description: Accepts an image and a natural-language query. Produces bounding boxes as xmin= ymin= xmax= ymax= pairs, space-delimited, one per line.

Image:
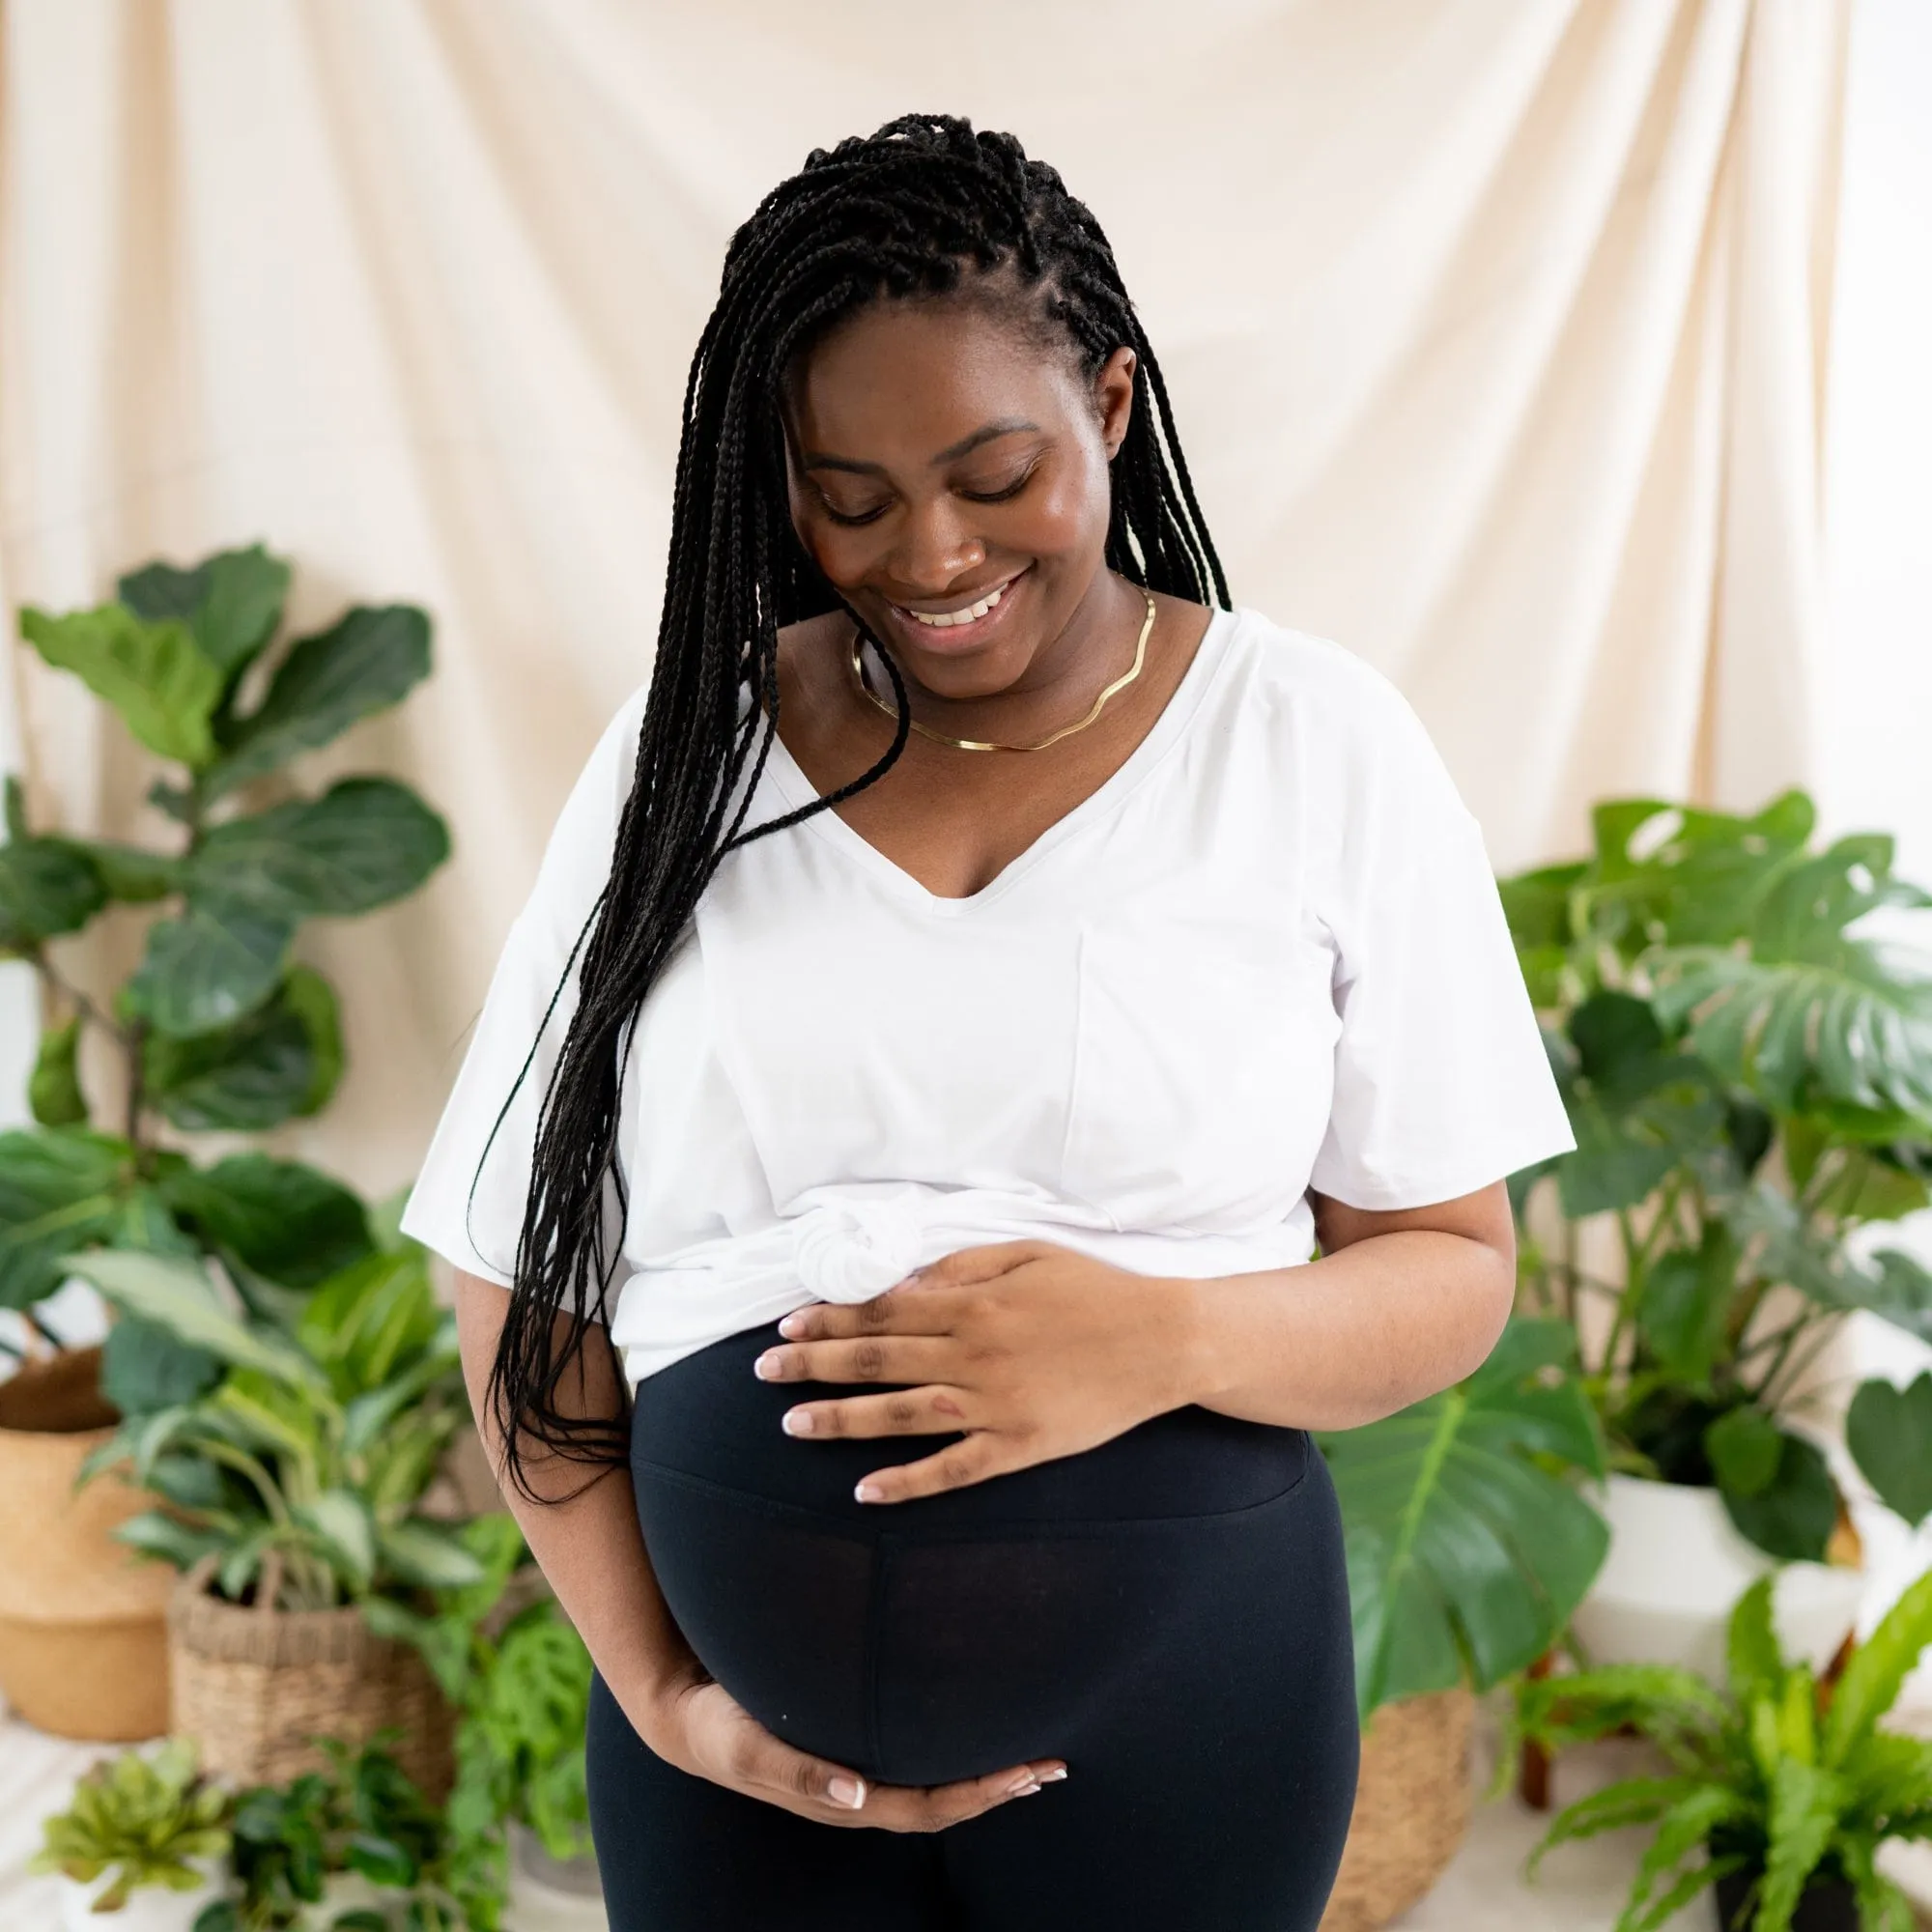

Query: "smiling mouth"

xmin=890 ymin=570 xmax=1024 ymax=632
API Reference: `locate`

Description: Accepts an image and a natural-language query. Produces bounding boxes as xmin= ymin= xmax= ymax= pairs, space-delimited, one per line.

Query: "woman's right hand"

xmin=630 ymin=1661 xmax=1067 ymax=1832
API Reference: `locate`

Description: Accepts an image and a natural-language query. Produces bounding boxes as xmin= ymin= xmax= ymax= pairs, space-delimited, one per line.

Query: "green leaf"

xmin=143 ymin=967 xmax=345 ymax=1132
xmin=162 ymin=1153 xmax=372 ymax=1288
xmin=1638 ymin=1225 xmax=1740 ymax=1385
xmin=99 ymin=1316 xmax=223 ymax=1417
xmin=0 ymin=835 xmax=106 ymax=952
xmin=1755 ymin=1758 xmax=1847 ymax=1932
xmin=1715 ymin=1427 xmax=1839 ymax=1562
xmin=1622 ymin=1783 xmax=1759 ymax=1932
xmin=28 ymin=1018 xmax=88 ymax=1127
xmin=1846 ymin=1375 xmax=1932 ymax=1530
xmin=73 ymin=840 xmax=183 ymax=903
xmin=1320 ymin=1317 xmax=1609 ymax=1715
xmin=1821 ymin=1567 xmax=1932 ymax=1768
xmin=3 ymin=777 xmax=24 ymax=842
xmin=119 ymin=543 xmax=290 ymax=682
xmin=66 ymin=1248 xmax=326 ymax=1389
xmin=0 ymin=1125 xmax=129 ymax=1310
xmin=203 ymin=604 xmax=432 ymax=799
xmin=376 ymin=1520 xmax=487 ymax=1590
xmin=19 ymin=604 xmax=223 ymax=767
xmin=113 ymin=1511 xmax=228 ymax=1573
xmin=1706 ymin=1407 xmax=1784 ymax=1499
xmin=297 ymin=1490 xmax=377 ymax=1592
xmin=186 ymin=779 xmax=450 ymax=923
xmin=1725 ymin=1576 xmax=1784 ymax=1711
xmin=1652 ymin=915 xmax=1932 ymax=1121
xmin=124 ymin=896 xmax=294 ymax=1037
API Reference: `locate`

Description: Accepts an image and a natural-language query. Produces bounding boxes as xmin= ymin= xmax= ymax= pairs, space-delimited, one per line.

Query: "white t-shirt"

xmin=399 ymin=605 xmax=1575 ymax=1387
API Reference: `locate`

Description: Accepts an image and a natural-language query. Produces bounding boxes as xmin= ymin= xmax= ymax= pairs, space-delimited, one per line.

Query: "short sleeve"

xmin=397 ymin=683 xmax=652 ymax=1295
xmin=1304 ymin=669 xmax=1575 ymax=1211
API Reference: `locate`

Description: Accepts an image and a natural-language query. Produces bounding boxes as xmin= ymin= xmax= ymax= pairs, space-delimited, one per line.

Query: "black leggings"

xmin=586 ymin=1321 xmax=1359 ymax=1929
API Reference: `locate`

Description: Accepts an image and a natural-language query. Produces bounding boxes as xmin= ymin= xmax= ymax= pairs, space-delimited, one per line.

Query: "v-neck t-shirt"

xmin=398 ymin=605 xmax=1576 ymax=1387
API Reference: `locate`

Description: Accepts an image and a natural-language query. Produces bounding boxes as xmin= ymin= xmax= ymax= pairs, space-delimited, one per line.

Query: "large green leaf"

xmin=18 ymin=604 xmax=222 ymax=767
xmin=99 ymin=1316 xmax=224 ymax=1417
xmin=297 ymin=1490 xmax=377 ymax=1592
xmin=1637 ymin=1224 xmax=1740 ymax=1385
xmin=119 ymin=543 xmax=290 ymax=682
xmin=27 ymin=1018 xmax=88 ymax=1127
xmin=1319 ymin=1319 xmax=1609 ymax=1716
xmin=376 ymin=1520 xmax=487 ymax=1591
xmin=1653 ymin=941 xmax=1932 ymax=1120
xmin=187 ymin=780 xmax=450 ymax=922
xmin=1846 ymin=1375 xmax=1932 ymax=1531
xmin=202 ymin=604 xmax=432 ymax=798
xmin=1727 ymin=1187 xmax=1932 ymax=1345
xmin=0 ymin=1126 xmax=130 ymax=1310
xmin=143 ymin=966 xmax=344 ymax=1132
xmin=1712 ymin=1422 xmax=1838 ymax=1562
xmin=66 ymin=1248 xmax=325 ymax=1389
xmin=161 ymin=1154 xmax=372 ymax=1289
xmin=123 ymin=896 xmax=294 ymax=1037
xmin=71 ymin=839 xmax=182 ymax=904
xmin=0 ymin=836 xmax=106 ymax=952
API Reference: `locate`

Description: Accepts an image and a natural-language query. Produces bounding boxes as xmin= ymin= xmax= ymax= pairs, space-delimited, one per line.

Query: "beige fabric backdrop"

xmin=0 ymin=0 xmax=1850 ymax=1197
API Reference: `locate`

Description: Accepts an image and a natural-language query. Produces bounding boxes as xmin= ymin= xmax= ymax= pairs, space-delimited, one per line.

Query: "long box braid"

xmin=480 ymin=112 xmax=1231 ymax=1498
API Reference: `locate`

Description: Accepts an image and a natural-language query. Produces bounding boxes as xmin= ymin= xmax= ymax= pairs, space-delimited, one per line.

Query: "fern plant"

xmin=1502 ymin=792 xmax=1932 ymax=1559
xmin=0 ymin=543 xmax=446 ymax=1418
xmin=1515 ymin=1568 xmax=1932 ymax=1931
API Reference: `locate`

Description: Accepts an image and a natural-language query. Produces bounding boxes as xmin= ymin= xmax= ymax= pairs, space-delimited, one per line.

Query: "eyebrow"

xmin=801 ymin=417 xmax=1042 ymax=475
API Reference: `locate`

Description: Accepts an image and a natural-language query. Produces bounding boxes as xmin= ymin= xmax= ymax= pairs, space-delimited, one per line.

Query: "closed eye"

xmin=960 ymin=464 xmax=1039 ymax=504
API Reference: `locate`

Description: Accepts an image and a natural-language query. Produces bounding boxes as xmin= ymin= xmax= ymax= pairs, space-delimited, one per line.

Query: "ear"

xmin=1094 ymin=345 xmax=1137 ymax=460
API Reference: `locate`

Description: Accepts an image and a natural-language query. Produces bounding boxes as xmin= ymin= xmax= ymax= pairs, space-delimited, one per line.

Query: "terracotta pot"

xmin=1571 ymin=1474 xmax=1862 ymax=1684
xmin=0 ymin=1347 xmax=171 ymax=1739
xmin=1319 ymin=1689 xmax=1474 ymax=1932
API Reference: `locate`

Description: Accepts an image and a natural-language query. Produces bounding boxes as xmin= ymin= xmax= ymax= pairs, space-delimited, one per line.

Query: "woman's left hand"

xmin=752 ymin=1241 xmax=1203 ymax=1502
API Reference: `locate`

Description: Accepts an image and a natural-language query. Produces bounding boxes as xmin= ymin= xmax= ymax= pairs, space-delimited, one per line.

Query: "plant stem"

xmin=1760 ymin=1319 xmax=1845 ymax=1413
xmin=30 ymin=952 xmax=128 ymax=1047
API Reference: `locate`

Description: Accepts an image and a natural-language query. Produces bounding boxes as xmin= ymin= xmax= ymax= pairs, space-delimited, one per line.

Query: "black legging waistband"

xmin=627 ymin=1319 xmax=1311 ymax=1530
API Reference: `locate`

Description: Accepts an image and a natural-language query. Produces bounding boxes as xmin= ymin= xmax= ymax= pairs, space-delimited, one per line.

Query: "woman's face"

xmin=781 ymin=294 xmax=1137 ymax=702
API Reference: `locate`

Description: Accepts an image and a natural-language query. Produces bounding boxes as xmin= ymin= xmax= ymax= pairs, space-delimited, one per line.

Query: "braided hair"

xmin=479 ymin=112 xmax=1231 ymax=1498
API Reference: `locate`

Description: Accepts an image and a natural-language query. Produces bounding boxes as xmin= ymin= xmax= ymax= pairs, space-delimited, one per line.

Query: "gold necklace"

xmin=848 ymin=588 xmax=1157 ymax=753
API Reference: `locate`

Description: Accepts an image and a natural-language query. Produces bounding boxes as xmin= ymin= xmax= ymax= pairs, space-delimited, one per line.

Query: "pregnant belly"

xmin=627 ymin=1322 xmax=1322 ymax=1786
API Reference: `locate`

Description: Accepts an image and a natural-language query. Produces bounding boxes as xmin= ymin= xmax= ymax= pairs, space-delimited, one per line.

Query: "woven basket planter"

xmin=0 ymin=1346 xmax=172 ymax=1740
xmin=168 ymin=1557 xmax=453 ymax=1797
xmin=1319 ymin=1688 xmax=1475 ymax=1932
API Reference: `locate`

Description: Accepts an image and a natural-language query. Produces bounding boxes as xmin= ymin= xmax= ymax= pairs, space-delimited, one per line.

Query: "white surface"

xmin=400 ymin=608 xmax=1575 ymax=1389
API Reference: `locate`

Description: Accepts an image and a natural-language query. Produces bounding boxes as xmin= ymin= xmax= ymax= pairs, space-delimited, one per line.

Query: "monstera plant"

xmin=1501 ymin=791 xmax=1932 ymax=1560
xmin=0 ymin=542 xmax=448 ymax=1414
xmin=1321 ymin=1317 xmax=1611 ymax=1717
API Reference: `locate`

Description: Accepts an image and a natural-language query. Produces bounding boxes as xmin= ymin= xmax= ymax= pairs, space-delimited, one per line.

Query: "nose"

xmin=893 ymin=497 xmax=985 ymax=593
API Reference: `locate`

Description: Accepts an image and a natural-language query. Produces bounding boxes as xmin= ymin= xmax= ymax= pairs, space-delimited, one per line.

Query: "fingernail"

xmin=829 ymin=1776 xmax=865 ymax=1808
xmin=1039 ymin=1767 xmax=1067 ymax=1781
xmin=778 ymin=1313 xmax=806 ymax=1337
xmin=854 ymin=1481 xmax=883 ymax=1502
xmin=1005 ymin=1772 xmax=1038 ymax=1796
xmin=782 ymin=1409 xmax=813 ymax=1435
xmin=754 ymin=1351 xmax=781 ymax=1378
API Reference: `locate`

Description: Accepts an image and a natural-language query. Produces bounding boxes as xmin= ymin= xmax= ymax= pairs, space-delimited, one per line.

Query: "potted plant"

xmin=365 ymin=1515 xmax=599 ymax=1916
xmin=70 ymin=1226 xmax=481 ymax=1794
xmin=32 ymin=1739 xmax=232 ymax=1930
xmin=194 ymin=1738 xmax=482 ymax=1931
xmin=1500 ymin=791 xmax=1932 ymax=1676
xmin=1513 ymin=1567 xmax=1932 ymax=1931
xmin=1 ymin=542 xmax=448 ymax=1736
xmin=1313 ymin=1316 xmax=1611 ymax=1930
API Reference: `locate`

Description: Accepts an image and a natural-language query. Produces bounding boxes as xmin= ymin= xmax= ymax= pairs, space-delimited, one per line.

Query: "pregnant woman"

xmin=401 ymin=113 xmax=1574 ymax=1930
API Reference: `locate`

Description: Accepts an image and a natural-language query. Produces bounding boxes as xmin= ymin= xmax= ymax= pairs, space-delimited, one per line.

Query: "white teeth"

xmin=904 ymin=582 xmax=1009 ymax=627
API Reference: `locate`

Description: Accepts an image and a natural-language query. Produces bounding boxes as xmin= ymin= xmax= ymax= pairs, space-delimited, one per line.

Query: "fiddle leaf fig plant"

xmin=1 ymin=544 xmax=447 ymax=1410
xmin=1501 ymin=791 xmax=1932 ymax=1559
